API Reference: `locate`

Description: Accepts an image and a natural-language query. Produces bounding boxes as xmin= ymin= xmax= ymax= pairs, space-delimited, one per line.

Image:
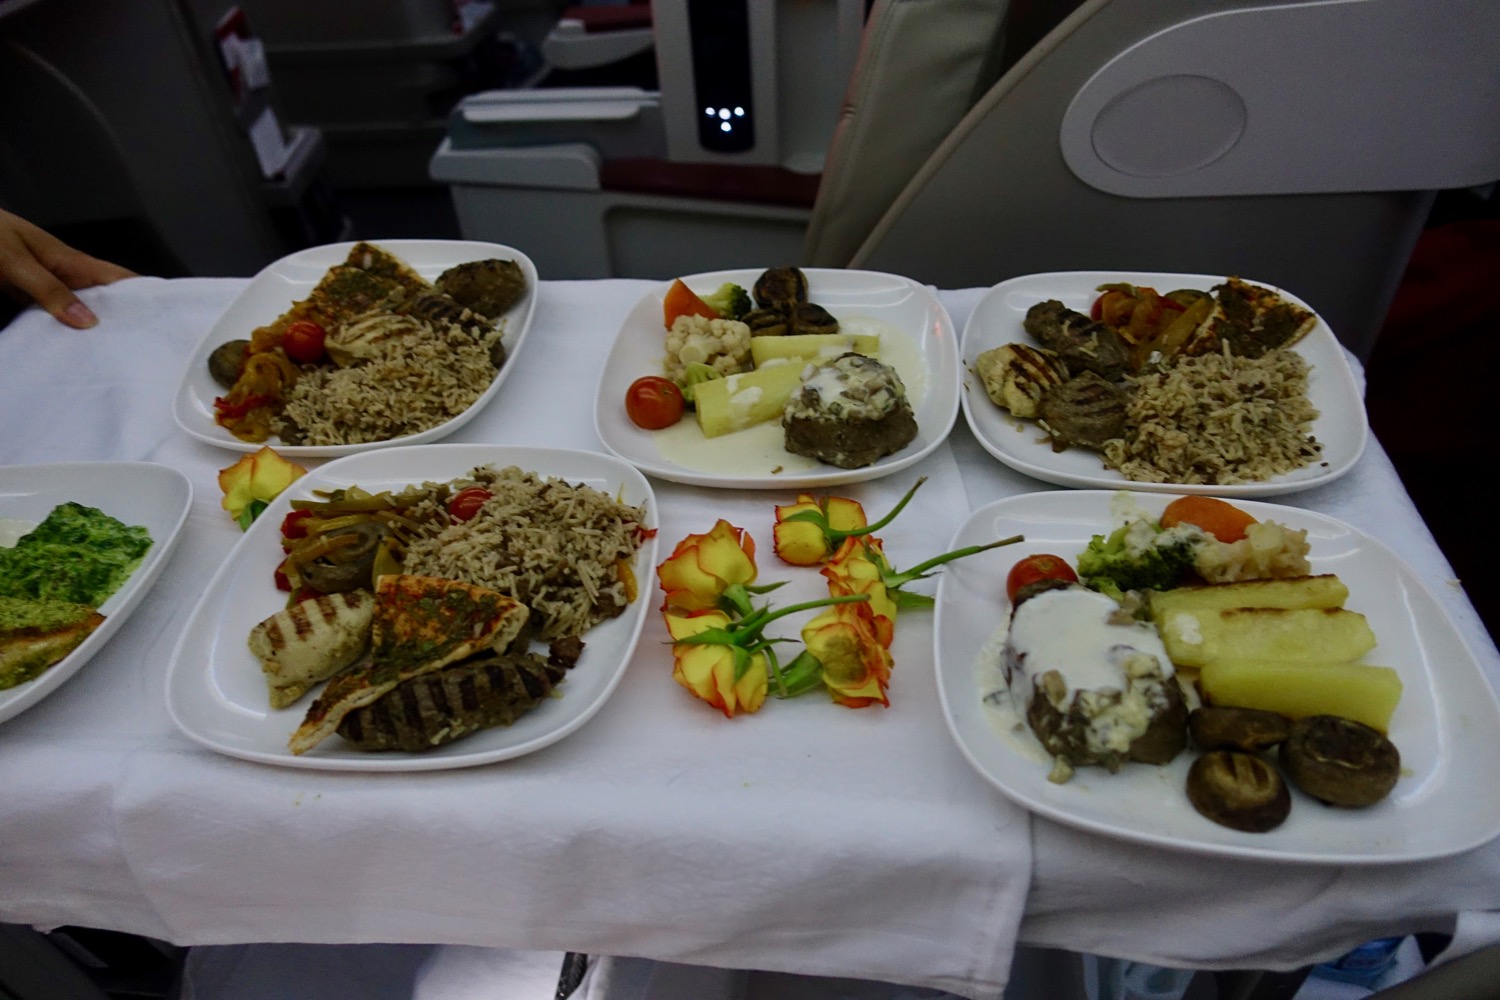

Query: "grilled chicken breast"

xmin=288 ymin=575 xmax=528 ymax=755
xmin=248 ymin=589 xmax=376 ymax=709
xmin=974 ymin=344 xmax=1070 ymax=418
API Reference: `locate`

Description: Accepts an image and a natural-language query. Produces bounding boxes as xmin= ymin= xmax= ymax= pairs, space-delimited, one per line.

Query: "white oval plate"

xmin=172 ymin=240 xmax=540 ymax=458
xmin=165 ymin=444 xmax=658 ymax=771
xmin=594 ymin=268 xmax=961 ymax=489
xmin=1 ymin=462 xmax=192 ymax=725
xmin=933 ymin=490 xmax=1500 ymax=864
xmin=960 ymin=271 xmax=1368 ymax=496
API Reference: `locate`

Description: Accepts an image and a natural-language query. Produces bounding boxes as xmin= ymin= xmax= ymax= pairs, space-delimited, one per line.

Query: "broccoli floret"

xmin=701 ymin=283 xmax=752 ymax=321
xmin=1076 ymin=521 xmax=1198 ymax=600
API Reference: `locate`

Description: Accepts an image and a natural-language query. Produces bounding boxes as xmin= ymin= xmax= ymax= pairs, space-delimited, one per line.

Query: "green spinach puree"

xmin=0 ymin=502 xmax=153 ymax=606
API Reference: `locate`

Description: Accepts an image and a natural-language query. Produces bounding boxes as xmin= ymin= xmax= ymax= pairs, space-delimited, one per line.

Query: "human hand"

xmin=1 ymin=208 xmax=136 ymax=329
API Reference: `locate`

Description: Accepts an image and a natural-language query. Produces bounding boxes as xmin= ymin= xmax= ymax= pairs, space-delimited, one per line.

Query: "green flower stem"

xmin=783 ymin=476 xmax=928 ymax=548
xmin=879 ymin=533 xmax=1025 ymax=588
xmin=866 ymin=534 xmax=1025 ymax=609
xmin=717 ymin=580 xmax=785 ymax=618
xmin=774 ymin=649 xmax=828 ymax=699
xmin=674 ymin=593 xmax=870 ymax=651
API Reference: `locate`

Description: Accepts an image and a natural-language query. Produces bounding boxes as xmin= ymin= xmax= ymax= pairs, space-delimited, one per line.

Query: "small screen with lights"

xmin=687 ymin=0 xmax=755 ymax=153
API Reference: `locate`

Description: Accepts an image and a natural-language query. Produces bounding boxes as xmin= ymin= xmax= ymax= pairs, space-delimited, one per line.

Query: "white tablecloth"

xmin=1 ymin=277 xmax=1497 ymax=999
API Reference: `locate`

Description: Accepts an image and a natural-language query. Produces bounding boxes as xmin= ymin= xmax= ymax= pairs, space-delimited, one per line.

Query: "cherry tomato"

xmin=625 ymin=376 xmax=685 ymax=429
xmin=448 ymin=487 xmax=493 ymax=522
xmin=282 ymin=320 xmax=327 ymax=363
xmin=280 ymin=509 xmax=315 ymax=539
xmin=1005 ymin=554 xmax=1079 ymax=603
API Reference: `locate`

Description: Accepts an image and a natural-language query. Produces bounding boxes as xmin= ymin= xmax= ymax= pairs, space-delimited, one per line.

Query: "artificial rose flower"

xmin=822 ymin=537 xmax=897 ymax=647
xmin=665 ymin=608 xmax=768 ymax=717
xmin=772 ymin=494 xmax=867 ymax=566
xmin=656 ymin=519 xmax=758 ymax=612
xmin=771 ymin=477 xmax=931 ymax=567
xmin=800 ymin=600 xmax=893 ymax=708
xmin=218 ymin=446 xmax=307 ymax=530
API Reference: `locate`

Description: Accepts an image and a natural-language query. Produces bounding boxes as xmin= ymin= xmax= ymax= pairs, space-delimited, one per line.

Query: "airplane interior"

xmin=2 ymin=1 xmax=1499 ymax=998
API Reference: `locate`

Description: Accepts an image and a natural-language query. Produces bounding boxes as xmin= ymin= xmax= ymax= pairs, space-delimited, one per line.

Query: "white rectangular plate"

xmin=172 ymin=240 xmax=540 ymax=458
xmin=933 ymin=490 xmax=1500 ymax=863
xmin=164 ymin=444 xmax=658 ymax=771
xmin=593 ymin=268 xmax=961 ymax=489
xmin=1 ymin=463 xmax=192 ymax=724
xmin=960 ymin=271 xmax=1367 ymax=496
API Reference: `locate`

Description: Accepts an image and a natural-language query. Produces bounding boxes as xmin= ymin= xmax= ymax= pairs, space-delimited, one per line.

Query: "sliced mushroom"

xmin=1189 ymin=706 xmax=1293 ymax=753
xmin=753 ymin=266 xmax=809 ymax=313
xmin=1186 ymin=750 xmax=1291 ymax=832
xmin=1281 ymin=715 xmax=1399 ymax=807
xmin=790 ymin=302 xmax=839 ymax=337
xmin=208 ymin=339 xmax=250 ymax=389
xmin=743 ymin=308 xmax=789 ymax=337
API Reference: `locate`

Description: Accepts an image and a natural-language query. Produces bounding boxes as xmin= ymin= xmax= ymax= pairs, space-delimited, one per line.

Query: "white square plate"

xmin=934 ymin=490 xmax=1500 ymax=863
xmin=1 ymin=462 xmax=192 ymax=724
xmin=172 ymin=240 xmax=539 ymax=458
xmin=960 ymin=271 xmax=1368 ymax=496
xmin=594 ymin=268 xmax=961 ymax=489
xmin=164 ymin=444 xmax=658 ymax=771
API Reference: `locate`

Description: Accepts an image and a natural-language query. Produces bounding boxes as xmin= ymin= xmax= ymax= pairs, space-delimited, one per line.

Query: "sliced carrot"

xmin=1160 ymin=496 xmax=1257 ymax=543
xmin=663 ymin=279 xmax=718 ymax=328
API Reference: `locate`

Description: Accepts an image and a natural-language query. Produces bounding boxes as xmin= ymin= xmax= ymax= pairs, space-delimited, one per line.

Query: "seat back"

xmin=802 ymin=0 xmax=1014 ymax=270
xmin=819 ymin=0 xmax=1500 ymax=358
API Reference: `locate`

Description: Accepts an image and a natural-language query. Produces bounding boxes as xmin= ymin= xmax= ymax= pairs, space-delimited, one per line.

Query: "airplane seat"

xmin=816 ymin=0 xmax=1500 ymax=359
xmin=540 ymin=3 xmax=655 ymax=78
xmin=430 ymin=0 xmax=867 ymax=279
xmin=0 ymin=0 xmax=298 ymax=278
xmin=803 ymin=0 xmax=1028 ymax=271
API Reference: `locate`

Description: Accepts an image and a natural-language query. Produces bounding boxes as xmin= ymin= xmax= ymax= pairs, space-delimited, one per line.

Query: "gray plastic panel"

xmin=1061 ymin=0 xmax=1500 ymax=197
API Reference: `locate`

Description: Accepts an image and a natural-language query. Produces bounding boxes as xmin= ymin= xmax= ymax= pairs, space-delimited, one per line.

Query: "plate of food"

xmin=933 ymin=489 xmax=1500 ymax=863
xmin=165 ymin=444 xmax=658 ymax=771
xmin=594 ymin=267 xmax=962 ymax=489
xmin=1 ymin=462 xmax=192 ymax=725
xmin=961 ymin=271 xmax=1367 ymax=496
xmin=173 ymin=239 xmax=539 ymax=458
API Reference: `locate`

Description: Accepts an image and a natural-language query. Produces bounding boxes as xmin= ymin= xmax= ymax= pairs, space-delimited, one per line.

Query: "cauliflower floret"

xmin=664 ymin=315 xmax=752 ymax=383
xmin=1194 ymin=520 xmax=1311 ymax=582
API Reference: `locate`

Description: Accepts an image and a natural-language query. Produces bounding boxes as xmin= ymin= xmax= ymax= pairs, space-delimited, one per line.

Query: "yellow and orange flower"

xmin=801 ymin=599 xmax=892 ymax=708
xmin=656 ymin=519 xmax=758 ymax=612
xmin=218 ymin=446 xmax=306 ymax=529
xmin=822 ymin=537 xmax=897 ymax=647
xmin=664 ymin=608 xmax=769 ymax=717
xmin=772 ymin=494 xmax=867 ymax=566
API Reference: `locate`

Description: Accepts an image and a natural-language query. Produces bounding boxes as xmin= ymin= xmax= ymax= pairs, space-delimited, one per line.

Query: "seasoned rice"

xmin=276 ymin=320 xmax=502 ymax=446
xmin=401 ymin=466 xmax=647 ymax=639
xmin=1100 ymin=346 xmax=1321 ymax=485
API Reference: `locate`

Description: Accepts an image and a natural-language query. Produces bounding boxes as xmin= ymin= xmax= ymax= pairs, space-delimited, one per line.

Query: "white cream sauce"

xmin=976 ymin=588 xmax=1175 ymax=766
xmin=652 ymin=315 xmax=928 ymax=478
xmin=976 ymin=618 xmax=1054 ymax=765
xmin=1008 ymin=589 xmax=1175 ymax=694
